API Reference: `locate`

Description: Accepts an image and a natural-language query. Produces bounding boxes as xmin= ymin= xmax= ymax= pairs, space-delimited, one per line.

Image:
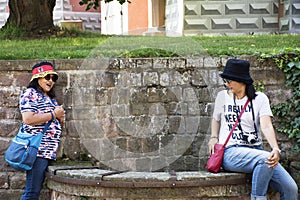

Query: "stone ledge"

xmin=46 ymin=166 xmax=250 ymax=188
xmin=46 ymin=166 xmax=253 ymax=199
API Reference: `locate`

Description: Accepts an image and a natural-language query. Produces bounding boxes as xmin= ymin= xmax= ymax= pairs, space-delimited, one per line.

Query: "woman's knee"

xmin=286 ymin=181 xmax=298 ymax=196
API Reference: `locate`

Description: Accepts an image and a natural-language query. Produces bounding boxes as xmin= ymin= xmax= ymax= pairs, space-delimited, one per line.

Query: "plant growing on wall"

xmin=79 ymin=0 xmax=131 ymax=10
xmin=270 ymin=48 xmax=300 ymax=157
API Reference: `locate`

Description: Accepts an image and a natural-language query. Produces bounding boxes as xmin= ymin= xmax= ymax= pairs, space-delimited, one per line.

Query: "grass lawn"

xmin=0 ymin=30 xmax=299 ymax=60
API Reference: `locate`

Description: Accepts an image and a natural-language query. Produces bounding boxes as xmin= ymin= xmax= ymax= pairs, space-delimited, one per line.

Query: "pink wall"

xmin=128 ymin=0 xmax=148 ymax=32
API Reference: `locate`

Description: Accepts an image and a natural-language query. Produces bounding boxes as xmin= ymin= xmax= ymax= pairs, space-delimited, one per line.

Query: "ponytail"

xmin=246 ymin=84 xmax=257 ymax=100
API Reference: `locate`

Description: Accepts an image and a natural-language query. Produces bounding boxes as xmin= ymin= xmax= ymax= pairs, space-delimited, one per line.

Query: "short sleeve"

xmin=255 ymin=92 xmax=273 ymax=117
xmin=19 ymin=88 xmax=39 ymax=113
xmin=212 ymin=90 xmax=226 ymax=121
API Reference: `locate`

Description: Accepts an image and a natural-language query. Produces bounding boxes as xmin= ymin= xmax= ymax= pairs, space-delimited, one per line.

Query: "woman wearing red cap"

xmin=20 ymin=61 xmax=65 ymax=200
xmin=208 ymin=59 xmax=298 ymax=200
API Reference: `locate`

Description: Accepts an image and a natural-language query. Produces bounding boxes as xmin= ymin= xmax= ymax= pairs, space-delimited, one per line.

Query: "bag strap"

xmin=41 ymin=120 xmax=52 ymax=135
xmin=40 ymin=98 xmax=56 ymax=135
xmin=38 ymin=112 xmax=54 ymax=135
xmin=250 ymin=100 xmax=258 ymax=133
xmin=223 ymin=98 xmax=250 ymax=147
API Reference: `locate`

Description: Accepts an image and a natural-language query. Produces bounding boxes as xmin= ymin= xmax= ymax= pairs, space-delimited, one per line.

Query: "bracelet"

xmin=210 ymin=136 xmax=218 ymax=139
xmin=272 ymin=147 xmax=281 ymax=154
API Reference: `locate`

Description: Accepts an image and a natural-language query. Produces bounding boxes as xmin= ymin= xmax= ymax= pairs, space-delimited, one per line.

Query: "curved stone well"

xmin=46 ymin=166 xmax=254 ymax=199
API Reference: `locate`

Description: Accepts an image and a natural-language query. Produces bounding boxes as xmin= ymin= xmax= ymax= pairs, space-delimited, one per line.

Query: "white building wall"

xmin=0 ymin=0 xmax=8 ymax=28
xmin=165 ymin=0 xmax=184 ymax=36
xmin=101 ymin=0 xmax=128 ymax=35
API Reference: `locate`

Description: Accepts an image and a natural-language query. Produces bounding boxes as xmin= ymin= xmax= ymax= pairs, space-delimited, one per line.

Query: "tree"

xmin=2 ymin=0 xmax=130 ymax=36
xmin=3 ymin=0 xmax=56 ymax=35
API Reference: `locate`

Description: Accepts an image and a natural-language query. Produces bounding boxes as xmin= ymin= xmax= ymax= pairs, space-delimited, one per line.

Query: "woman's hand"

xmin=53 ymin=106 xmax=65 ymax=122
xmin=208 ymin=137 xmax=218 ymax=155
xmin=266 ymin=150 xmax=280 ymax=168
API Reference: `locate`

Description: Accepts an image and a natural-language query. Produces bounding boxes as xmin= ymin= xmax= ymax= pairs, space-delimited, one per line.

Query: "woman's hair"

xmin=27 ymin=61 xmax=56 ymax=98
xmin=246 ymin=84 xmax=257 ymax=100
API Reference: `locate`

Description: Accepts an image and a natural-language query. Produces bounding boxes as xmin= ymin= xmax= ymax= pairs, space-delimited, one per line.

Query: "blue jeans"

xmin=223 ymin=146 xmax=298 ymax=200
xmin=21 ymin=157 xmax=49 ymax=200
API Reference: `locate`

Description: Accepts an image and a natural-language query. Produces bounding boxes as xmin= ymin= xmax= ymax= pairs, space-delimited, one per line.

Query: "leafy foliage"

xmin=79 ymin=0 xmax=131 ymax=10
xmin=119 ymin=48 xmax=179 ymax=58
xmin=271 ymin=48 xmax=300 ymax=155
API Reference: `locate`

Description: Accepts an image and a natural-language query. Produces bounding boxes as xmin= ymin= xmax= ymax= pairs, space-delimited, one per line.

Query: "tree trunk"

xmin=4 ymin=0 xmax=56 ymax=33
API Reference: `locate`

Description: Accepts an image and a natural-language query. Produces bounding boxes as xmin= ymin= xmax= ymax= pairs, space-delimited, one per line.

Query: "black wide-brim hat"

xmin=220 ymin=59 xmax=253 ymax=85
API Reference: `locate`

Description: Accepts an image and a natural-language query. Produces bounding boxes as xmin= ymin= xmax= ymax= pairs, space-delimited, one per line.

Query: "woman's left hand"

xmin=266 ymin=150 xmax=280 ymax=168
xmin=54 ymin=106 xmax=65 ymax=122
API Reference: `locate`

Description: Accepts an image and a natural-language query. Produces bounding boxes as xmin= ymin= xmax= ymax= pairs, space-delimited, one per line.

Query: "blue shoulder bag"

xmin=5 ymin=118 xmax=53 ymax=171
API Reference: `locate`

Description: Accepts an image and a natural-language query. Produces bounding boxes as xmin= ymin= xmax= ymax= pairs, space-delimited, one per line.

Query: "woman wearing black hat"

xmin=208 ymin=59 xmax=298 ymax=200
xmin=20 ymin=61 xmax=65 ymax=200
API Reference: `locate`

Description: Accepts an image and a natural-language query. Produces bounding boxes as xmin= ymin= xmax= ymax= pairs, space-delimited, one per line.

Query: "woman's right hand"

xmin=208 ymin=137 xmax=218 ymax=155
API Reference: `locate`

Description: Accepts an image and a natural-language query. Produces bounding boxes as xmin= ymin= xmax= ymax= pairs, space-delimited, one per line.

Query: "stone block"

xmin=0 ymin=107 xmax=21 ymax=120
xmin=160 ymin=72 xmax=170 ymax=86
xmin=0 ymin=121 xmax=19 ymax=137
xmin=197 ymin=87 xmax=214 ymax=103
xmin=191 ymin=71 xmax=207 ymax=87
xmin=136 ymin=157 xmax=152 ymax=171
xmin=111 ymin=105 xmax=126 ymax=117
xmin=0 ymin=72 xmax=14 ymax=86
xmin=119 ymin=58 xmax=137 ymax=69
xmin=136 ymin=59 xmax=153 ymax=69
xmin=98 ymin=71 xmax=117 ymax=87
xmin=0 ymin=90 xmax=20 ymax=107
xmin=153 ymin=58 xmax=169 ymax=69
xmin=198 ymin=116 xmax=211 ymax=133
xmin=185 ymin=117 xmax=200 ymax=134
xmin=10 ymin=173 xmax=26 ymax=189
xmin=168 ymin=58 xmax=186 ymax=69
xmin=0 ymin=139 xmax=10 ymax=155
xmin=0 ymin=189 xmax=24 ymax=200
xmin=62 ymin=138 xmax=82 ymax=160
xmin=169 ymin=116 xmax=183 ymax=134
xmin=55 ymin=73 xmax=68 ymax=92
xmin=143 ymin=71 xmax=159 ymax=86
xmin=0 ymin=173 xmax=8 ymax=189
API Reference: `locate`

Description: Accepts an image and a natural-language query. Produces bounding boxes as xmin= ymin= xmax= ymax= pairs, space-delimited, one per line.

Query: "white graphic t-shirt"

xmin=213 ymin=90 xmax=273 ymax=147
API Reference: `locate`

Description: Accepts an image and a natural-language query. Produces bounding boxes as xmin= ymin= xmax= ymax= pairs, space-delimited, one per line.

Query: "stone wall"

xmin=0 ymin=57 xmax=297 ymax=199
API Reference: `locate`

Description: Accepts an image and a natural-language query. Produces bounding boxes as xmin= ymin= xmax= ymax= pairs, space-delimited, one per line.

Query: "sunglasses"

xmin=222 ymin=78 xmax=232 ymax=84
xmin=44 ymin=74 xmax=58 ymax=82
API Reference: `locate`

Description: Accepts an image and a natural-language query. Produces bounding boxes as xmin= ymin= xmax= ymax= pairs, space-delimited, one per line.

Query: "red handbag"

xmin=206 ymin=99 xmax=250 ymax=173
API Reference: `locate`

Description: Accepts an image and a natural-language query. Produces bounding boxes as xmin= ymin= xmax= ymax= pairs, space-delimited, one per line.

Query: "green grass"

xmin=0 ymin=30 xmax=299 ymax=59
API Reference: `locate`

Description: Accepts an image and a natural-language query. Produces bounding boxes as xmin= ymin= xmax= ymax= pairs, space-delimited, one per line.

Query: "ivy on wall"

xmin=269 ymin=48 xmax=300 ymax=157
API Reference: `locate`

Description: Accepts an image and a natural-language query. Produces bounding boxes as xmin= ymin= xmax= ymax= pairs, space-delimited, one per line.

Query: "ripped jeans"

xmin=223 ymin=146 xmax=298 ymax=200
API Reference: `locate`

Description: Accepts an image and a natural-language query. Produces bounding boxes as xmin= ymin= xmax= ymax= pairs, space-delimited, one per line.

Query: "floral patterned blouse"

xmin=19 ymin=88 xmax=62 ymax=160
